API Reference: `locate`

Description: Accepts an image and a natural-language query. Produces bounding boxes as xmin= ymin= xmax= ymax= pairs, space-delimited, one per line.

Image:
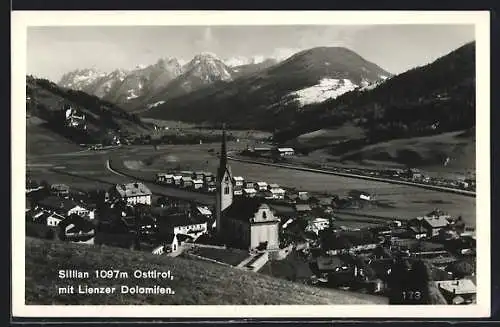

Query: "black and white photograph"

xmin=12 ymin=11 xmax=490 ymax=318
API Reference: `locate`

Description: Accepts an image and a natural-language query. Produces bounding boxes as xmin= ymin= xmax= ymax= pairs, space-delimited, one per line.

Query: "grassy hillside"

xmin=26 ymin=76 xmax=152 ymax=146
xmin=26 ymin=117 xmax=82 ymax=156
xmin=25 ymin=237 xmax=388 ymax=305
xmin=340 ymin=130 xmax=475 ymax=170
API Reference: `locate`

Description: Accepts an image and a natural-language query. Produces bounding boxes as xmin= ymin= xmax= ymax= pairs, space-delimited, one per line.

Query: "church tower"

xmin=215 ymin=124 xmax=233 ymax=235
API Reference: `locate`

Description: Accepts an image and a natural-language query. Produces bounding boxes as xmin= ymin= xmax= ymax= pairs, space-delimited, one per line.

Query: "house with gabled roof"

xmin=37 ymin=196 xmax=90 ymax=218
xmin=110 ymin=182 xmax=152 ymax=205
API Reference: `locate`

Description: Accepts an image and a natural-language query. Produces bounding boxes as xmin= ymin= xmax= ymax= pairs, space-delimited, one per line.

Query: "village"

xmin=25 ymin=128 xmax=477 ymax=305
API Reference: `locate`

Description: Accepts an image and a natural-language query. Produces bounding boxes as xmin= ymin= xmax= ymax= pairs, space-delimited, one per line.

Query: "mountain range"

xmin=57 ymin=48 xmax=390 ymax=114
xmin=141 ymin=47 xmax=391 ymax=129
xmin=58 ymin=53 xmax=282 ymax=110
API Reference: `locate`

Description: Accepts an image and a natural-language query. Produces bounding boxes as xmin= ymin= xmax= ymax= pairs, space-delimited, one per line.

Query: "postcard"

xmin=12 ymin=10 xmax=490 ymax=318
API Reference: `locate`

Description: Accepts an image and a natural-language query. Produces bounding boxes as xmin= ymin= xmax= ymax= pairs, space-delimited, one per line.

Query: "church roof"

xmin=223 ymin=198 xmax=267 ymax=222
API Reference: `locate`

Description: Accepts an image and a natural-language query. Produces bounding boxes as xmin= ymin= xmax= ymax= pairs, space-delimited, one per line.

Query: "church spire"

xmin=217 ymin=123 xmax=228 ymax=183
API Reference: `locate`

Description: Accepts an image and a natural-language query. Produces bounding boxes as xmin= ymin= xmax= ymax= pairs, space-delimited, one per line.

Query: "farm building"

xmin=110 ymin=182 xmax=152 ymax=205
xmin=272 ymin=147 xmax=295 ymax=157
xmin=348 ymin=190 xmax=372 ymax=201
xmin=50 ymin=184 xmax=70 ymax=198
xmin=406 ymin=168 xmax=423 ymax=181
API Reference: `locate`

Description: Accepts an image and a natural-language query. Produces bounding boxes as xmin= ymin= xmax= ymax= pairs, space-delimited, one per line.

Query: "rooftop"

xmin=276 ymin=147 xmax=294 ymax=152
xmin=423 ymin=215 xmax=449 ymax=228
xmin=233 ymin=176 xmax=244 ymax=181
xmin=223 ymin=198 xmax=272 ymax=222
xmin=161 ymin=213 xmax=206 ymax=229
xmin=435 ymin=279 xmax=476 ymax=295
xmin=38 ymin=196 xmax=81 ymax=212
xmin=115 ymin=182 xmax=152 ymax=197
xmin=50 ymin=184 xmax=70 ymax=191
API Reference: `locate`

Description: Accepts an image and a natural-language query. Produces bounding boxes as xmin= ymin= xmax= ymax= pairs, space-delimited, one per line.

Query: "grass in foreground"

xmin=25 ymin=237 xmax=387 ymax=305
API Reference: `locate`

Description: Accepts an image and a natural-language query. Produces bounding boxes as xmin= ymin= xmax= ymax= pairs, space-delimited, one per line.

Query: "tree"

xmin=446 ymin=260 xmax=474 ymax=279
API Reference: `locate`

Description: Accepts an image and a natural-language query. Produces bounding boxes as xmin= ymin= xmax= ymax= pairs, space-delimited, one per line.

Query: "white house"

xmin=37 ymin=196 xmax=91 ymax=218
xmin=181 ymin=176 xmax=193 ymax=189
xmin=110 ymin=182 xmax=152 ymax=205
xmin=205 ymin=181 xmax=217 ymax=193
xmin=245 ymin=182 xmax=255 ymax=189
xmin=172 ymin=175 xmax=183 ymax=186
xmin=165 ymin=214 xmax=208 ymax=239
xmin=193 ymin=179 xmax=204 ymax=190
xmin=255 ymin=182 xmax=268 ymax=191
xmin=269 ymin=188 xmax=286 ymax=200
xmin=233 ymin=187 xmax=243 ymax=196
xmin=244 ymin=188 xmax=257 ymax=198
xmin=268 ymin=183 xmax=280 ymax=190
xmin=274 ymin=147 xmax=295 ymax=157
xmin=156 ymin=173 xmax=174 ymax=184
xmin=233 ymin=176 xmax=245 ymax=187
xmin=47 ymin=212 xmax=65 ymax=227
xmin=194 ymin=171 xmax=206 ymax=180
xmin=305 ymin=217 xmax=331 ymax=235
xmin=50 ymin=184 xmax=70 ymax=198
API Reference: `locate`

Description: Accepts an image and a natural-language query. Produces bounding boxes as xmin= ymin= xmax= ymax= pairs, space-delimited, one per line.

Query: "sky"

xmin=27 ymin=25 xmax=475 ymax=82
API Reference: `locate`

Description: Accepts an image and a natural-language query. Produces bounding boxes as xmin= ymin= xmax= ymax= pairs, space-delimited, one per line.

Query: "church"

xmin=215 ymin=126 xmax=280 ymax=252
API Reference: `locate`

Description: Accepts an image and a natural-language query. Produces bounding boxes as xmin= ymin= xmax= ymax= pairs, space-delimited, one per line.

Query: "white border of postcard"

xmin=12 ymin=10 xmax=491 ymax=318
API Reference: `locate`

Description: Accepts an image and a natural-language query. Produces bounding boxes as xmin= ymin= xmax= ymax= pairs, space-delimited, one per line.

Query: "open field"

xmin=25 ymin=237 xmax=387 ymax=305
xmin=141 ymin=118 xmax=273 ymax=142
xmin=27 ymin=123 xmax=82 ymax=156
xmin=25 ymin=141 xmax=476 ymax=226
